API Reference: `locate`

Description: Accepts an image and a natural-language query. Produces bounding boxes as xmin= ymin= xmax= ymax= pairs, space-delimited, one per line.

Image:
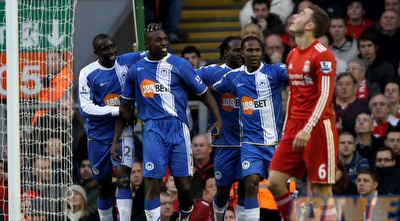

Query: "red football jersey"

xmin=285 ymin=40 xmax=337 ymax=134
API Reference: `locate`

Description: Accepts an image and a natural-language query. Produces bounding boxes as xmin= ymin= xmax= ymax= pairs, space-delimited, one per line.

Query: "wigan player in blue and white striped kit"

xmin=116 ymin=27 xmax=223 ymax=221
xmin=212 ymin=36 xmax=287 ymax=220
xmin=78 ymin=34 xmax=145 ymax=221
xmin=196 ymin=36 xmax=246 ymax=221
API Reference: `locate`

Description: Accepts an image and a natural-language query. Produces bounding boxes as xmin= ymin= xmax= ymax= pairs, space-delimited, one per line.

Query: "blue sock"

xmin=117 ymin=188 xmax=132 ymax=199
xmin=244 ymin=197 xmax=259 ymax=209
xmin=97 ymin=197 xmax=113 ymax=210
xmin=145 ymin=197 xmax=161 ymax=210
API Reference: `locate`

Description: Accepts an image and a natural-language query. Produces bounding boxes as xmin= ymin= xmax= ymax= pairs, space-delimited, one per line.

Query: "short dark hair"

xmin=376 ymin=146 xmax=396 ymax=160
xmin=357 ymin=168 xmax=377 ymax=182
xmin=384 ymin=124 xmax=400 ymax=140
xmin=357 ymin=27 xmax=378 ymax=49
xmin=219 ymin=36 xmax=242 ymax=60
xmin=92 ymin=34 xmax=112 ymax=50
xmin=241 ymin=36 xmax=264 ymax=53
xmin=252 ymin=0 xmax=271 ymax=10
xmin=309 ymin=5 xmax=330 ymax=38
xmin=181 ymin=45 xmax=201 ymax=58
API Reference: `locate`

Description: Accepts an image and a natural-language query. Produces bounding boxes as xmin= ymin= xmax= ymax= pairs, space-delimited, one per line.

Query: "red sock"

xmin=274 ymin=191 xmax=293 ymax=221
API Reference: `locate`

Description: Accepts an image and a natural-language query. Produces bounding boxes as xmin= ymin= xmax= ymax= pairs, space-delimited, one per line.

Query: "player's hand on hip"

xmin=293 ymin=130 xmax=310 ymax=151
xmin=110 ymin=142 xmax=122 ymax=162
xmin=209 ymin=121 xmax=223 ymax=139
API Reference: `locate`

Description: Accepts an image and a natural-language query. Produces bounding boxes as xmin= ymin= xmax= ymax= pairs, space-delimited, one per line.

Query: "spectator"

xmin=338 ymin=132 xmax=370 ymax=184
xmin=329 ymin=16 xmax=359 ymax=63
xmin=384 ymin=82 xmax=400 ymax=118
xmin=346 ymin=58 xmax=380 ymax=100
xmin=224 ymin=207 xmax=235 ymax=221
xmin=130 ymin=159 xmax=145 ymax=221
xmin=75 ymin=158 xmax=98 ymax=213
xmin=356 ymin=168 xmax=378 ymax=196
xmin=281 ymin=15 xmax=296 ymax=50
xmin=240 ymin=23 xmax=265 ymax=42
xmin=181 ymin=45 xmax=207 ymax=69
xmin=332 ymin=159 xmax=358 ymax=194
xmin=384 ymin=125 xmax=400 ymax=168
xmin=346 ymin=0 xmax=374 ymax=39
xmin=333 ymin=72 xmax=370 ymax=135
xmin=264 ymin=33 xmax=288 ymax=64
xmin=249 ymin=0 xmax=285 ymax=37
xmin=164 ymin=174 xmax=179 ymax=213
xmin=370 ymin=94 xmax=400 ymax=138
xmin=239 ymin=0 xmax=295 ymax=29
xmin=65 ymin=184 xmax=99 ymax=221
xmin=191 ymin=134 xmax=214 ymax=201
xmin=358 ymin=27 xmax=396 ymax=92
xmin=354 ymin=113 xmax=384 ymax=167
xmin=191 ymin=177 xmax=217 ymax=221
xmin=294 ymin=0 xmax=313 ymax=14
xmin=376 ymin=9 xmax=400 ymax=72
xmin=21 ymin=190 xmax=39 ymax=221
xmin=160 ymin=192 xmax=179 ymax=221
xmin=27 ymin=156 xmax=66 ymax=220
xmin=33 ymin=50 xmax=73 ymax=125
xmin=374 ymin=146 xmax=400 ymax=194
xmin=385 ymin=0 xmax=400 ymax=13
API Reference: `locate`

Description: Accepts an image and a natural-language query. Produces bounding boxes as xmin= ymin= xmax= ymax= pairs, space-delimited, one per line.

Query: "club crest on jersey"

xmin=303 ymin=60 xmax=310 ymax=73
xmin=160 ymin=69 xmax=169 ymax=75
xmin=320 ymin=61 xmax=332 ymax=74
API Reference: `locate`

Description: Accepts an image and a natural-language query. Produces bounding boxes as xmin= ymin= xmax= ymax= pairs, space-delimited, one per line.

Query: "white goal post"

xmin=2 ymin=0 xmax=76 ymax=220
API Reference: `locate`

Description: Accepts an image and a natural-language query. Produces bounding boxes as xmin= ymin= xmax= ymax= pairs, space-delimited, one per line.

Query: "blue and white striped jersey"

xmin=78 ymin=52 xmax=145 ymax=142
xmin=197 ymin=64 xmax=241 ymax=147
xmin=213 ymin=62 xmax=287 ymax=145
xmin=121 ymin=53 xmax=207 ymax=126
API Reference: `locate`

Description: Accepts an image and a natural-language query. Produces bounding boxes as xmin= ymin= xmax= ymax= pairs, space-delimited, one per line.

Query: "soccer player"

xmin=78 ymin=33 xmax=145 ymax=221
xmin=212 ymin=36 xmax=287 ymax=220
xmin=196 ymin=36 xmax=244 ymax=221
xmin=113 ymin=26 xmax=223 ymax=221
xmin=267 ymin=5 xmax=338 ymax=221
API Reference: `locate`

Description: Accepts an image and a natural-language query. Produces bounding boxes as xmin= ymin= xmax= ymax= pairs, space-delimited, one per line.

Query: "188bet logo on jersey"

xmin=221 ymin=93 xmax=239 ymax=112
xmin=241 ymin=96 xmax=267 ymax=115
xmin=140 ymin=79 xmax=170 ymax=98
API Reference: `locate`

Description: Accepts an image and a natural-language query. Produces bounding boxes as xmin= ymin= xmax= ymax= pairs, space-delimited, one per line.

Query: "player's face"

xmin=288 ymin=8 xmax=313 ymax=36
xmin=95 ymin=37 xmax=117 ymax=67
xmin=226 ymin=39 xmax=243 ymax=68
xmin=380 ymin=10 xmax=399 ymax=33
xmin=146 ymin=30 xmax=168 ymax=60
xmin=354 ymin=113 xmax=373 ymax=134
xmin=385 ymin=0 xmax=400 ymax=12
xmin=242 ymin=39 xmax=263 ymax=72
xmin=335 ymin=75 xmax=357 ymax=99
xmin=384 ymin=82 xmax=400 ymax=104
xmin=356 ymin=173 xmax=377 ymax=195
xmin=329 ymin=19 xmax=347 ymax=41
xmin=359 ymin=40 xmax=377 ymax=60
xmin=347 ymin=2 xmax=364 ymax=20
xmin=385 ymin=132 xmax=400 ymax=155
xmin=339 ymin=134 xmax=356 ymax=157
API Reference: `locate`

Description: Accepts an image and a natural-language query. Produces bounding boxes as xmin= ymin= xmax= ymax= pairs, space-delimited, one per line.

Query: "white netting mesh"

xmin=0 ymin=0 xmax=76 ymax=220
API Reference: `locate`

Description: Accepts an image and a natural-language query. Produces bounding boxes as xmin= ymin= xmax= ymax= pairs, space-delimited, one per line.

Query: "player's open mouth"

xmin=161 ymin=48 xmax=168 ymax=53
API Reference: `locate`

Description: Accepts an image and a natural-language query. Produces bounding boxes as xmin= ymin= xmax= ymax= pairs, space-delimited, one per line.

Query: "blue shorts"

xmin=142 ymin=119 xmax=192 ymax=179
xmin=241 ymin=143 xmax=275 ymax=179
xmin=87 ymin=125 xmax=135 ymax=180
xmin=214 ymin=147 xmax=242 ymax=186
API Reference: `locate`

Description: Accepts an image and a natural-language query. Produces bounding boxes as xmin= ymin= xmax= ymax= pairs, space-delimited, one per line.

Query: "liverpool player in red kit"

xmin=267 ymin=5 xmax=338 ymax=221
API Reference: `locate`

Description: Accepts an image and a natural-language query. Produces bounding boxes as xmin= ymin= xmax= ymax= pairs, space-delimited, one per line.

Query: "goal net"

xmin=0 ymin=0 xmax=76 ymax=220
